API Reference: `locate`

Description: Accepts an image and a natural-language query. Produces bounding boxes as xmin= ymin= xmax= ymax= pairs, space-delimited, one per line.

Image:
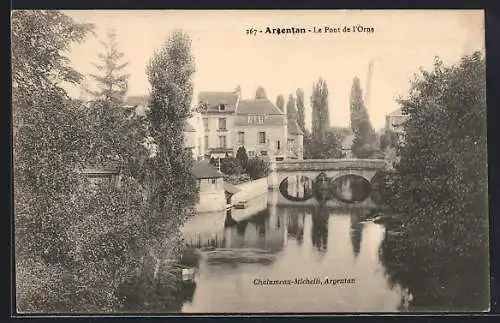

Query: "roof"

xmin=183 ymin=121 xmax=196 ymax=132
xmin=192 ymin=160 xmax=224 ymax=179
xmin=223 ymin=182 xmax=242 ymax=195
xmin=236 ymin=99 xmax=283 ymax=115
xmin=287 ymin=120 xmax=304 ymax=135
xmin=198 ymin=91 xmax=239 ymax=112
xmin=387 ymin=108 xmax=403 ymax=117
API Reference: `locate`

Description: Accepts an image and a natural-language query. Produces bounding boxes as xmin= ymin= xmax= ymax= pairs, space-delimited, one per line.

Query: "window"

xmin=219 ymin=136 xmax=227 ymax=148
xmin=258 ymin=132 xmax=266 ymax=144
xmin=219 ymin=104 xmax=225 ymax=111
xmin=288 ymin=138 xmax=295 ymax=151
xmin=238 ymin=132 xmax=245 ymax=145
xmin=248 ymin=115 xmax=265 ymax=124
xmin=203 ymin=118 xmax=209 ymax=131
xmin=248 ymin=150 xmax=255 ymax=157
xmin=276 ymin=140 xmax=281 ymax=150
xmin=204 ymin=136 xmax=209 ymax=149
xmin=219 ymin=118 xmax=226 ymax=130
xmin=260 ymin=150 xmax=268 ymax=156
xmin=212 ymin=178 xmax=216 ymax=184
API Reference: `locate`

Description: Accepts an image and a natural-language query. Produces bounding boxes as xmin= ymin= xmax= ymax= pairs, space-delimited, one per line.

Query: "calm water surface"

xmin=180 ymin=192 xmax=406 ymax=313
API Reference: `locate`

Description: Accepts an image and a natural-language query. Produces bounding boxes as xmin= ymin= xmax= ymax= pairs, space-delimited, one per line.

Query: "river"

xmin=179 ymin=192 xmax=409 ymax=313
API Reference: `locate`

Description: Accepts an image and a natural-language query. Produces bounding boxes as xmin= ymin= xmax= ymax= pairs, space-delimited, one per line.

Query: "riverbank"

xmin=231 ymin=177 xmax=268 ymax=204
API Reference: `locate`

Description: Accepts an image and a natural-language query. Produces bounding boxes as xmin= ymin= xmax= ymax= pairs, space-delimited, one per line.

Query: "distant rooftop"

xmin=192 ymin=160 xmax=224 ymax=179
xmin=236 ymin=99 xmax=283 ymax=115
xmin=198 ymin=91 xmax=239 ymax=112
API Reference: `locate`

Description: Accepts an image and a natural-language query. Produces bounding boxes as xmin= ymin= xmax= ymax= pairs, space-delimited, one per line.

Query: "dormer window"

xmin=219 ymin=104 xmax=226 ymax=111
xmin=248 ymin=115 xmax=265 ymax=124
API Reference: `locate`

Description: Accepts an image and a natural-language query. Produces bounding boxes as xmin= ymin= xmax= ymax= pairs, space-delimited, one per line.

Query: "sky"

xmin=62 ymin=10 xmax=484 ymax=130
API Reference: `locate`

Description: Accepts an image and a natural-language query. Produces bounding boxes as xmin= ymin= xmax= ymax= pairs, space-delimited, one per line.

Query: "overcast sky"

xmin=62 ymin=10 xmax=484 ymax=130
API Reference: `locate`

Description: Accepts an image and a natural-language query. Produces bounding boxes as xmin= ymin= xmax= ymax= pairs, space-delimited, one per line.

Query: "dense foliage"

xmin=304 ymin=130 xmax=342 ymax=159
xmin=220 ymin=156 xmax=243 ymax=175
xmin=235 ymin=146 xmax=249 ymax=169
xmin=245 ymin=157 xmax=269 ymax=180
xmin=305 ymin=78 xmax=342 ymax=159
xmin=144 ymin=30 xmax=198 ymax=259
xmin=13 ymin=11 xmax=198 ymax=313
xmin=350 ymin=77 xmax=378 ymax=158
xmin=380 ymin=52 xmax=489 ymax=311
xmin=310 ymin=78 xmax=330 ymax=141
xmin=286 ymin=94 xmax=297 ymax=120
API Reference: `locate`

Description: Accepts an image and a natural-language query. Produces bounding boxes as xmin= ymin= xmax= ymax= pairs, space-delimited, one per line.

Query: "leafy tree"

xmin=85 ymin=29 xmax=148 ymax=178
xmin=286 ymin=94 xmax=297 ymax=120
xmin=349 ymin=77 xmax=377 ymax=157
xmin=311 ymin=78 xmax=330 ymax=141
xmin=88 ymin=29 xmax=129 ymax=104
xmin=245 ymin=157 xmax=269 ymax=180
xmin=255 ymin=86 xmax=267 ymax=99
xmin=296 ymin=88 xmax=306 ymax=134
xmin=276 ymin=95 xmax=285 ymax=112
xmin=236 ymin=146 xmax=249 ymax=169
xmin=12 ymin=10 xmax=95 ymax=312
xmin=381 ymin=53 xmax=488 ymax=311
xmin=13 ymin=11 xmax=158 ymax=313
xmin=220 ymin=156 xmax=243 ymax=175
xmin=305 ymin=79 xmax=341 ymax=159
xmin=145 ymin=30 xmax=198 ymax=261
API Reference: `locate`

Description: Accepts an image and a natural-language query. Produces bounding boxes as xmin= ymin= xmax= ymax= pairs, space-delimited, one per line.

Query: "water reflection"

xmin=311 ymin=206 xmax=329 ymax=252
xmin=350 ymin=211 xmax=363 ymax=258
xmin=179 ymin=192 xmax=404 ymax=313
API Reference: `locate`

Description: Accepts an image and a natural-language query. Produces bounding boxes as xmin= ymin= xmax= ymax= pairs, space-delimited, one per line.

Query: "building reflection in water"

xmin=180 ymin=192 xmax=407 ymax=313
xmin=286 ymin=209 xmax=305 ymax=244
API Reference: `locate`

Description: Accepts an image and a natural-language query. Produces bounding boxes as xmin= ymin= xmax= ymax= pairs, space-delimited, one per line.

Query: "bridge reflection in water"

xmin=180 ymin=192 xmax=408 ymax=313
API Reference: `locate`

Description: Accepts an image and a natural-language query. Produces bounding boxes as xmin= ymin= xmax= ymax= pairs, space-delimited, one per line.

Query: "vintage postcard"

xmin=12 ymin=9 xmax=488 ymax=314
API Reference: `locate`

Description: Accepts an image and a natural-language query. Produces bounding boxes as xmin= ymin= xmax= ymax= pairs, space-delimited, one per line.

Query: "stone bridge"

xmin=268 ymin=159 xmax=388 ymax=208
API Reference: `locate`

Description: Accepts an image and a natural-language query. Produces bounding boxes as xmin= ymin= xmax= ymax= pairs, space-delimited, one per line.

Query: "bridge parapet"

xmin=274 ymin=159 xmax=388 ymax=172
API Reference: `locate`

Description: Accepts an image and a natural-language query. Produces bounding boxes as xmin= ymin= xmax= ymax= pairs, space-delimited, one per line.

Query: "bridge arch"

xmin=268 ymin=159 xmax=388 ymax=207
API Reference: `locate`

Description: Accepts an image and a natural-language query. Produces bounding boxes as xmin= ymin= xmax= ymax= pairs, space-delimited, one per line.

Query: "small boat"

xmin=387 ymin=229 xmax=404 ymax=237
xmin=182 ymin=267 xmax=196 ymax=282
xmin=233 ymin=200 xmax=247 ymax=209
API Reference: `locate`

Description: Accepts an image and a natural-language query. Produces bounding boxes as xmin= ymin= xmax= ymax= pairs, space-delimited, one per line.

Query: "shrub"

xmin=220 ymin=156 xmax=243 ymax=175
xmin=245 ymin=157 xmax=269 ymax=180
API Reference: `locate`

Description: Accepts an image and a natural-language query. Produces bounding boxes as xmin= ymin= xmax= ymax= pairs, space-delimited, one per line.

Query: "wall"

xmin=202 ymin=113 xmax=234 ymax=152
xmin=232 ymin=123 xmax=287 ymax=158
xmin=196 ymin=177 xmax=226 ymax=213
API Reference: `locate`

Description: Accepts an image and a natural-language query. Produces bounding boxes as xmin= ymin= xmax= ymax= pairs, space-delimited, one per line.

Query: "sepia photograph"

xmin=12 ymin=9 xmax=489 ymax=314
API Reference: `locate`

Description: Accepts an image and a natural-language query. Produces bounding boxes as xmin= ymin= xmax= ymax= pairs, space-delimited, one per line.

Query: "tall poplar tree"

xmin=276 ymin=94 xmax=285 ymax=112
xmin=296 ymin=88 xmax=306 ymax=133
xmin=311 ymin=78 xmax=330 ymax=140
xmin=145 ymin=30 xmax=198 ymax=258
xmin=350 ymin=77 xmax=377 ymax=157
xmin=286 ymin=94 xmax=297 ymax=120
